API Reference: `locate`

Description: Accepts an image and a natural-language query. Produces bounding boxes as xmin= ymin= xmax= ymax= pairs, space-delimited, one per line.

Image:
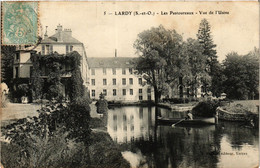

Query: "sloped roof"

xmin=41 ymin=31 xmax=82 ymax=44
xmin=87 ymin=57 xmax=137 ymax=68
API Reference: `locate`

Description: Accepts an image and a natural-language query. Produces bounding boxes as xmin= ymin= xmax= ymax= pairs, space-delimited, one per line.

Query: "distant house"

xmin=87 ymin=57 xmax=154 ymax=102
xmin=13 ymin=24 xmax=89 ymax=102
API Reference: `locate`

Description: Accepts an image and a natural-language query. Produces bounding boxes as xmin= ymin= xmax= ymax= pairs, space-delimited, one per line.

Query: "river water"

xmin=106 ymin=106 xmax=259 ymax=168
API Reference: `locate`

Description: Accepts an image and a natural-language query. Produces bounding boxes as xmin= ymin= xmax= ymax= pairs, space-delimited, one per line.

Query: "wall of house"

xmin=88 ymin=67 xmax=154 ymax=102
xmin=13 ymin=51 xmax=32 ymax=78
xmin=169 ymin=83 xmax=203 ymax=98
xmin=35 ymin=43 xmax=88 ymax=86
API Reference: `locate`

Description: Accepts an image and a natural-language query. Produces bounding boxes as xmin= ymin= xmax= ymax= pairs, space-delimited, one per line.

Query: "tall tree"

xmin=197 ymin=19 xmax=218 ymax=74
xmin=181 ymin=38 xmax=210 ymax=97
xmin=197 ymin=19 xmax=221 ymax=96
xmin=223 ymin=51 xmax=259 ymax=99
xmin=243 ymin=48 xmax=259 ymax=99
xmin=210 ymin=63 xmax=226 ymax=97
xmin=133 ymin=25 xmax=183 ymax=103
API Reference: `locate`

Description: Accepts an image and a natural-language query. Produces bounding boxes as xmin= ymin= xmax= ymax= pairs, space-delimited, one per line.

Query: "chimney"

xmin=56 ymin=24 xmax=63 ymax=42
xmin=44 ymin=26 xmax=48 ymax=39
xmin=64 ymin=28 xmax=72 ymax=36
xmin=115 ymin=49 xmax=117 ymax=57
xmin=57 ymin=24 xmax=62 ymax=32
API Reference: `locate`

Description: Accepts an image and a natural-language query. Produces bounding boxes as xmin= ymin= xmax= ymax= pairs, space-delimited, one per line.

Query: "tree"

xmin=210 ymin=63 xmax=226 ymax=97
xmin=197 ymin=19 xmax=218 ymax=74
xmin=197 ymin=19 xmax=219 ymax=95
xmin=181 ymin=38 xmax=210 ymax=97
xmin=245 ymin=47 xmax=260 ymax=99
xmin=223 ymin=51 xmax=259 ymax=99
xmin=1 ymin=46 xmax=16 ymax=87
xmin=133 ymin=25 xmax=183 ymax=103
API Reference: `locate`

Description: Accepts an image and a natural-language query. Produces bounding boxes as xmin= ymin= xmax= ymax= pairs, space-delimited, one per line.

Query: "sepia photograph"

xmin=1 ymin=1 xmax=259 ymax=168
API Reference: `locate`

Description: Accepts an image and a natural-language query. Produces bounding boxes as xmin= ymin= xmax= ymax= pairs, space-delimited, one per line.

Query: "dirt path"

xmin=1 ymin=103 xmax=41 ymax=121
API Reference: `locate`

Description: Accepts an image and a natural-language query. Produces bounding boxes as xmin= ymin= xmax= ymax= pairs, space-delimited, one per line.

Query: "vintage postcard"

xmin=1 ymin=1 xmax=259 ymax=168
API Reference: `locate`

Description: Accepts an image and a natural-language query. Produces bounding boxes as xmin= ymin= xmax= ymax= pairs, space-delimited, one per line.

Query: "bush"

xmin=66 ymin=98 xmax=91 ymax=143
xmin=17 ymin=83 xmax=29 ymax=96
xmin=2 ymin=97 xmax=92 ymax=167
xmin=192 ymin=100 xmax=220 ymax=117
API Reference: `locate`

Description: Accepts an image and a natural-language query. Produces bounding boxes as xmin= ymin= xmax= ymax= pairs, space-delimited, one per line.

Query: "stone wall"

xmin=216 ymin=107 xmax=246 ymax=121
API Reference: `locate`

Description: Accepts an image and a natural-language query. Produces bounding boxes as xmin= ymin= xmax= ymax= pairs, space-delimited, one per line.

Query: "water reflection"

xmin=107 ymin=106 xmax=155 ymax=143
xmin=107 ymin=106 xmax=258 ymax=168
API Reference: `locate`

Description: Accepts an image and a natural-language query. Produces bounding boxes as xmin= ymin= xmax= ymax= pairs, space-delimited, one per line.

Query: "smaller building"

xmin=12 ymin=24 xmax=89 ymax=102
xmin=87 ymin=57 xmax=154 ymax=102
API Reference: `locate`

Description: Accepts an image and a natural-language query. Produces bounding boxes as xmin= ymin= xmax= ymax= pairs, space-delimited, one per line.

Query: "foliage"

xmin=133 ymin=25 xmax=183 ymax=103
xmin=95 ymin=94 xmax=108 ymax=114
xmin=197 ymin=19 xmax=218 ymax=75
xmin=1 ymin=46 xmax=16 ymax=88
xmin=222 ymin=51 xmax=259 ymax=99
xmin=197 ymin=19 xmax=220 ymax=96
xmin=17 ymin=83 xmax=29 ymax=96
xmin=181 ymin=38 xmax=210 ymax=97
xmin=2 ymin=97 xmax=91 ymax=166
xmin=192 ymin=100 xmax=220 ymax=117
xmin=209 ymin=63 xmax=226 ymax=97
xmin=133 ymin=25 xmax=214 ymax=102
xmin=30 ymin=52 xmax=44 ymax=100
xmin=65 ymin=98 xmax=91 ymax=143
xmin=1 ymin=97 xmax=130 ymax=168
xmin=67 ymin=51 xmax=86 ymax=102
xmin=30 ymin=51 xmax=90 ymax=102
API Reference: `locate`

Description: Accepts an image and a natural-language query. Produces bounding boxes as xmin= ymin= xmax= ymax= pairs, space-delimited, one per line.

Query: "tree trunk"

xmin=154 ymin=85 xmax=159 ymax=104
xmin=152 ymin=70 xmax=160 ymax=104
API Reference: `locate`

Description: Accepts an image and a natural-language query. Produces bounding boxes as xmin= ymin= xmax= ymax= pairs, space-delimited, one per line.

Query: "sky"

xmin=39 ymin=1 xmax=259 ymax=62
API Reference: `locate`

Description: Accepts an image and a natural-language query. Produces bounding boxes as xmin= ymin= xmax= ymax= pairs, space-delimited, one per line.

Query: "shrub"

xmin=192 ymin=100 xmax=220 ymax=117
xmin=17 ymin=84 xmax=29 ymax=96
xmin=66 ymin=98 xmax=91 ymax=144
xmin=2 ymin=97 xmax=92 ymax=167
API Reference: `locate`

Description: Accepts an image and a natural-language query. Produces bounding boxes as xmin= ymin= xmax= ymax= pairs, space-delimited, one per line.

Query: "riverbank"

xmin=1 ymin=117 xmax=130 ymax=168
xmin=107 ymin=100 xmax=155 ymax=107
xmin=217 ymin=100 xmax=259 ymax=128
xmin=1 ymin=102 xmax=130 ymax=168
xmin=157 ymin=102 xmax=197 ymax=112
xmin=106 ymin=100 xmax=197 ymax=112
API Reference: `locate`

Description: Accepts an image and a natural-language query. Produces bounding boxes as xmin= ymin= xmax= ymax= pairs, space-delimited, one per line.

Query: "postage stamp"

xmin=2 ymin=1 xmax=38 ymax=45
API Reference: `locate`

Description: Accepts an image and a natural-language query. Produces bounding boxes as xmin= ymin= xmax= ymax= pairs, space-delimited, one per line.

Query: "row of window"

xmin=91 ymin=88 xmax=151 ymax=97
xmin=91 ymin=68 xmax=133 ymax=75
xmin=113 ymin=124 xmax=146 ymax=132
xmin=113 ymin=110 xmax=144 ymax=122
xmin=91 ymin=78 xmax=142 ymax=86
xmin=41 ymin=45 xmax=73 ymax=55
